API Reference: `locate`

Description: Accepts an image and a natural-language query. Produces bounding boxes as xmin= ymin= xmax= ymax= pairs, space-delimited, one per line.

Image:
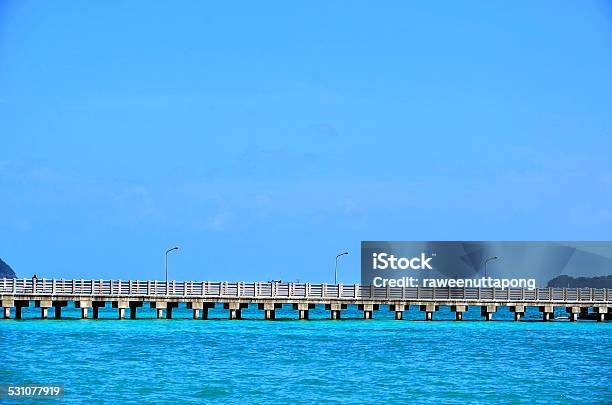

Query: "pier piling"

xmin=451 ymin=305 xmax=467 ymax=321
xmin=420 ymin=304 xmax=438 ymax=321
xmin=391 ymin=304 xmax=407 ymax=320
xmin=326 ymin=303 xmax=345 ymax=320
xmin=225 ymin=302 xmax=246 ymax=319
xmin=481 ymin=305 xmax=497 ymax=321
xmin=539 ymin=306 xmax=554 ymax=322
xmin=510 ymin=306 xmax=525 ymax=321
xmin=36 ymin=300 xmax=52 ymax=319
xmin=112 ymin=301 xmax=129 ymax=320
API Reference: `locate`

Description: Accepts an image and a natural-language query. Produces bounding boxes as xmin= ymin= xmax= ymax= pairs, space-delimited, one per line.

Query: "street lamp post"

xmin=165 ymin=246 xmax=179 ymax=295
xmin=335 ymin=251 xmax=348 ymax=285
xmin=484 ymin=256 xmax=499 ymax=278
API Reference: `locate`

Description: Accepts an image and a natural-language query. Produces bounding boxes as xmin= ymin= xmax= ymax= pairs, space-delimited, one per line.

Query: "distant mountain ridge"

xmin=547 ymin=274 xmax=612 ymax=289
xmin=0 ymin=258 xmax=16 ymax=279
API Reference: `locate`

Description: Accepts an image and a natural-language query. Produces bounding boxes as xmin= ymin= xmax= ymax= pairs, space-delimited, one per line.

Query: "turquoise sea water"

xmin=1 ymin=304 xmax=611 ymax=404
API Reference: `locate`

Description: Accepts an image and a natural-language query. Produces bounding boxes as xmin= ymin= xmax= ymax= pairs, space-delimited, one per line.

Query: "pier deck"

xmin=1 ymin=279 xmax=610 ymax=321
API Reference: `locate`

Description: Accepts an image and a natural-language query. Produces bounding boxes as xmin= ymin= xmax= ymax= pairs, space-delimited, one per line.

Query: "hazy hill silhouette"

xmin=0 ymin=258 xmax=16 ymax=279
xmin=547 ymin=274 xmax=612 ymax=288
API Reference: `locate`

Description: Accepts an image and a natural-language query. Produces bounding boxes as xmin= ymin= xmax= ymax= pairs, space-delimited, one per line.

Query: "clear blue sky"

xmin=1 ymin=1 xmax=611 ymax=282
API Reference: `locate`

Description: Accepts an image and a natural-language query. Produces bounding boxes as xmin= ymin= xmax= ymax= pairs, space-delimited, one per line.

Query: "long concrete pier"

xmin=1 ymin=278 xmax=611 ymax=321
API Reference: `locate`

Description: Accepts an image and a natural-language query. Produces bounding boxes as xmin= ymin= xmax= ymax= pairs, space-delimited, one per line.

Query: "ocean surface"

xmin=1 ymin=304 xmax=610 ymax=404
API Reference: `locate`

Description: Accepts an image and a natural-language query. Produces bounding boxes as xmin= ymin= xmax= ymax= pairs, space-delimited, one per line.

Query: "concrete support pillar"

xmin=226 ymin=302 xmax=243 ymax=319
xmin=165 ymin=303 xmax=178 ymax=319
xmin=326 ymin=303 xmax=344 ymax=320
xmin=113 ymin=301 xmax=129 ymax=320
xmin=594 ymin=306 xmax=608 ymax=322
xmin=2 ymin=300 xmax=14 ymax=319
xmin=49 ymin=301 xmax=68 ymax=319
xmin=293 ymin=303 xmax=313 ymax=320
xmin=420 ymin=304 xmax=438 ymax=321
xmin=92 ymin=301 xmax=105 ymax=319
xmin=128 ymin=302 xmax=143 ymax=319
xmin=539 ymin=306 xmax=554 ymax=322
xmin=358 ymin=303 xmax=378 ymax=319
xmin=259 ymin=303 xmax=278 ymax=320
xmin=451 ymin=305 xmax=467 ymax=321
xmin=187 ymin=302 xmax=204 ymax=320
xmin=12 ymin=301 xmax=28 ymax=320
xmin=357 ymin=304 xmax=374 ymax=319
xmin=75 ymin=301 xmax=92 ymax=320
xmin=510 ymin=306 xmax=525 ymax=322
xmin=35 ymin=300 xmax=51 ymax=320
xmin=390 ymin=304 xmax=407 ymax=320
xmin=358 ymin=303 xmax=376 ymax=320
xmin=202 ymin=306 xmax=210 ymax=320
xmin=567 ymin=307 xmax=579 ymax=322
xmin=151 ymin=301 xmax=175 ymax=319
xmin=480 ymin=305 xmax=497 ymax=321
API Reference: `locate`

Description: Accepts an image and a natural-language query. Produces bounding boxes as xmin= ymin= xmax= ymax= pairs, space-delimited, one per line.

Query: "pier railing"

xmin=1 ymin=278 xmax=610 ymax=302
